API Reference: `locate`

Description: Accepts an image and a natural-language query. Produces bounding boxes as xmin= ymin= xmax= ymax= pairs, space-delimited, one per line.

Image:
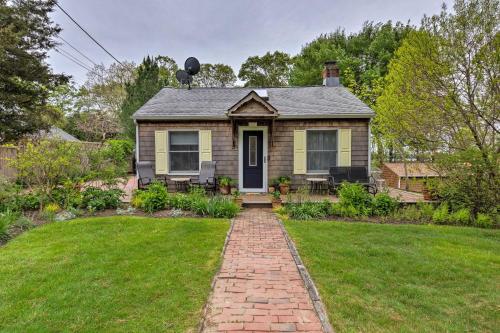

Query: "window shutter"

xmin=199 ymin=130 xmax=212 ymax=161
xmin=155 ymin=130 xmax=168 ymax=174
xmin=339 ymin=128 xmax=351 ymax=166
xmin=293 ymin=130 xmax=306 ymax=174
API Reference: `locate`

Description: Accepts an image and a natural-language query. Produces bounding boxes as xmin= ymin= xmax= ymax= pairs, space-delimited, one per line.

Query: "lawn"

xmin=284 ymin=221 xmax=500 ymax=333
xmin=0 ymin=216 xmax=230 ymax=333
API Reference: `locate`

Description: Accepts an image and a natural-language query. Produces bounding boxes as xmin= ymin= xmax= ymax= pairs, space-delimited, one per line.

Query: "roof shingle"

xmin=132 ymin=86 xmax=375 ymax=120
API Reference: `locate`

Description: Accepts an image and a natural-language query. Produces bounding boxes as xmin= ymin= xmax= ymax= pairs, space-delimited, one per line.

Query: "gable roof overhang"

xmin=226 ymin=91 xmax=279 ymax=119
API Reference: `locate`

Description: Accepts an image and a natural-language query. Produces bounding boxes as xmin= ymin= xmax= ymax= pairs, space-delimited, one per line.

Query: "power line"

xmin=56 ymin=47 xmax=92 ymax=70
xmin=55 ymin=3 xmax=124 ymax=67
xmin=54 ymin=48 xmax=92 ymax=72
xmin=58 ymin=35 xmax=98 ymax=67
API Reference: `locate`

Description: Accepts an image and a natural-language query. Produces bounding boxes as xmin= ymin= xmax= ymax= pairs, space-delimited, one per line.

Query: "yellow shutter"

xmin=155 ymin=130 xmax=168 ymax=174
xmin=339 ymin=128 xmax=352 ymax=166
xmin=293 ymin=130 xmax=307 ymax=174
xmin=199 ymin=130 xmax=212 ymax=161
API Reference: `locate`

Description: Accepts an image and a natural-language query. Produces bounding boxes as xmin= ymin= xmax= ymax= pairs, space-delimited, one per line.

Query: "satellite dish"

xmin=176 ymin=70 xmax=193 ymax=85
xmin=184 ymin=57 xmax=200 ymax=75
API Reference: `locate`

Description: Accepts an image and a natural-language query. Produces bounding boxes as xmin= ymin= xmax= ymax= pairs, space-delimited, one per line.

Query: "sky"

xmin=48 ymin=0 xmax=449 ymax=85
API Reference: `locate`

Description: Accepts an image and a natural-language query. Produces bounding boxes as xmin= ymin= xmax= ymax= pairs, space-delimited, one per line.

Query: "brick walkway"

xmin=202 ymin=209 xmax=323 ymax=333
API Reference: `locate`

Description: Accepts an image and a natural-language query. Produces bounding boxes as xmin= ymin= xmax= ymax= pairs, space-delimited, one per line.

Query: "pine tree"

xmin=120 ymin=56 xmax=165 ymax=139
xmin=0 ymin=0 xmax=68 ymax=143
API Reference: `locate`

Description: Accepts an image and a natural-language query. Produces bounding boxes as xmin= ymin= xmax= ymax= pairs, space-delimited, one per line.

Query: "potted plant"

xmin=218 ymin=176 xmax=234 ymax=195
xmin=271 ymin=190 xmax=282 ymax=209
xmin=278 ymin=176 xmax=291 ymax=195
xmin=269 ymin=178 xmax=279 ymax=193
xmin=232 ymin=190 xmax=243 ymax=208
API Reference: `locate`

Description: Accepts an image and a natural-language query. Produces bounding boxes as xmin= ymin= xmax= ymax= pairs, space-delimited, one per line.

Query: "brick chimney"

xmin=322 ymin=61 xmax=340 ymax=87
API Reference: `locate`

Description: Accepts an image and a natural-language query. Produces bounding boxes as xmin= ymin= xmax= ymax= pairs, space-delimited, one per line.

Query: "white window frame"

xmin=248 ymin=135 xmax=258 ymax=167
xmin=306 ymin=129 xmax=339 ymax=175
xmin=168 ymin=129 xmax=200 ymax=175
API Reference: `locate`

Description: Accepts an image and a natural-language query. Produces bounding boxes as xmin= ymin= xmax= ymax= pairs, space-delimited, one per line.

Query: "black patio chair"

xmin=136 ymin=161 xmax=167 ymax=189
xmin=190 ymin=161 xmax=217 ymax=194
xmin=328 ymin=166 xmax=377 ymax=195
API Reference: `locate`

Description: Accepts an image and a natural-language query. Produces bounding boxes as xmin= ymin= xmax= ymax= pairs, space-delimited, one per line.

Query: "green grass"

xmin=284 ymin=221 xmax=500 ymax=333
xmin=0 ymin=216 xmax=230 ymax=333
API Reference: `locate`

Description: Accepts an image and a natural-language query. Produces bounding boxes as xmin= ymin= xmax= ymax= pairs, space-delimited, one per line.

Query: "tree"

xmin=0 ymin=0 xmax=68 ymax=143
xmin=120 ymin=56 xmax=170 ymax=139
xmin=238 ymin=51 xmax=292 ymax=87
xmin=290 ymin=22 xmax=412 ymax=106
xmin=194 ymin=63 xmax=237 ymax=87
xmin=376 ymin=0 xmax=499 ymax=214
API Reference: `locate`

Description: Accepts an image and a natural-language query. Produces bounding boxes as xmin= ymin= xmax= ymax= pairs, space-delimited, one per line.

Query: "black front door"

xmin=243 ymin=131 xmax=263 ymax=189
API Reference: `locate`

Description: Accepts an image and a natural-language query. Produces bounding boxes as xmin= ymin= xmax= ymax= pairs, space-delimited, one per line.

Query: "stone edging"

xmin=277 ymin=219 xmax=335 ymax=333
xmin=198 ymin=217 xmax=236 ymax=333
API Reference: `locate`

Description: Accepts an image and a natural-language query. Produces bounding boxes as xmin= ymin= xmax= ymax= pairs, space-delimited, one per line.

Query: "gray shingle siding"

xmin=132 ymin=86 xmax=375 ymax=120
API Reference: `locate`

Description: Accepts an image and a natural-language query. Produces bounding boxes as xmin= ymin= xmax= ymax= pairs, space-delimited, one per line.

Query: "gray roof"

xmin=132 ymin=86 xmax=375 ymax=120
xmin=38 ymin=126 xmax=80 ymax=142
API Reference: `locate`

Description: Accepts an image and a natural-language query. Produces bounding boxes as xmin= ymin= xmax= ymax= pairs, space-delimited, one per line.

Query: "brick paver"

xmin=202 ymin=209 xmax=323 ymax=333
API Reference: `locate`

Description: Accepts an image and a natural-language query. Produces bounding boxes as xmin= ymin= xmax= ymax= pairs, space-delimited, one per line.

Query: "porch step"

xmin=242 ymin=201 xmax=272 ymax=209
xmin=241 ymin=194 xmax=272 ymax=209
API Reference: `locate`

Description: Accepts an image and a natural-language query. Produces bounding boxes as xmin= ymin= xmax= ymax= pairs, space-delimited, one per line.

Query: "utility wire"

xmin=56 ymin=47 xmax=92 ymax=70
xmin=58 ymin=35 xmax=98 ymax=67
xmin=55 ymin=48 xmax=92 ymax=72
xmin=55 ymin=3 xmax=124 ymax=67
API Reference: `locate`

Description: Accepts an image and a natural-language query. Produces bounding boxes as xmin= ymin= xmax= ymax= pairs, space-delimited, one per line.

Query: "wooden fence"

xmin=0 ymin=146 xmax=18 ymax=179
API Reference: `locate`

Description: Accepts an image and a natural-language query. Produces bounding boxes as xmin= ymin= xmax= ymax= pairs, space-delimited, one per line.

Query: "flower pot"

xmin=233 ymin=198 xmax=243 ymax=208
xmin=220 ymin=185 xmax=231 ymax=195
xmin=272 ymin=198 xmax=282 ymax=209
xmin=268 ymin=186 xmax=275 ymax=193
xmin=279 ymin=184 xmax=289 ymax=195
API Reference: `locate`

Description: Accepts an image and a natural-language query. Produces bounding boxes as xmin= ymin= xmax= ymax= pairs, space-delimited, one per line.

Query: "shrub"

xmin=206 ymin=196 xmax=239 ymax=218
xmin=42 ymin=203 xmax=61 ymax=221
xmin=449 ymin=208 xmax=471 ymax=225
xmin=416 ymin=202 xmax=435 ymax=221
xmin=134 ymin=182 xmax=169 ymax=213
xmin=81 ymin=187 xmax=123 ymax=211
xmin=475 ymin=213 xmax=493 ymax=228
xmin=50 ymin=180 xmax=83 ymax=209
xmin=0 ymin=177 xmax=21 ymax=212
xmin=218 ymin=176 xmax=235 ymax=187
xmin=337 ymin=183 xmax=373 ymax=216
xmin=0 ymin=210 xmax=16 ymax=240
xmin=19 ymin=192 xmax=42 ymax=211
xmin=372 ymin=192 xmax=399 ymax=216
xmin=191 ymin=197 xmax=209 ymax=216
xmin=331 ymin=202 xmax=360 ymax=218
xmin=432 ymin=203 xmax=450 ymax=224
xmin=286 ymin=201 xmax=328 ymax=220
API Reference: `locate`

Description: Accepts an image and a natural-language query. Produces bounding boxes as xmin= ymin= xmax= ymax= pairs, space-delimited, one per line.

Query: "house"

xmin=35 ymin=126 xmax=81 ymax=142
xmin=132 ymin=61 xmax=375 ymax=192
xmin=381 ymin=162 xmax=440 ymax=193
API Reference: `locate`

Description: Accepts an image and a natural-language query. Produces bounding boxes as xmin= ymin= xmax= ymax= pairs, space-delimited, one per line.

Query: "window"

xmin=169 ymin=131 xmax=199 ymax=172
xmin=249 ymin=136 xmax=257 ymax=166
xmin=307 ymin=130 xmax=337 ymax=173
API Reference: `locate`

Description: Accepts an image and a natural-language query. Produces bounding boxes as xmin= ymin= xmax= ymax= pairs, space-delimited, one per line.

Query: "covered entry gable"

xmin=227 ymin=91 xmax=279 ymax=118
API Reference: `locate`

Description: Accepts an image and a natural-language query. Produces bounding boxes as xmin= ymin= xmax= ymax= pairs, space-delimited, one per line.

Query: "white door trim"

xmin=238 ymin=126 xmax=268 ymax=193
